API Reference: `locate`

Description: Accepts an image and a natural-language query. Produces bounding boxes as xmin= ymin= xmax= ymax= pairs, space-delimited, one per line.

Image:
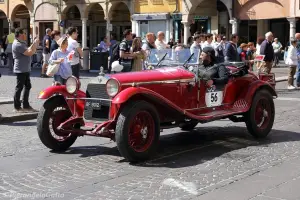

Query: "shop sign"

xmin=132 ymin=14 xmax=170 ymax=21
xmin=172 ymin=14 xmax=182 ymax=20
xmin=59 ymin=20 xmax=65 ymax=27
xmin=194 ymin=16 xmax=209 ymax=20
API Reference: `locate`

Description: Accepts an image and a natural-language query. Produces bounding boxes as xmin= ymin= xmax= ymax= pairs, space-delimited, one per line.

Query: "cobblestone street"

xmin=0 ymin=68 xmax=300 ymax=199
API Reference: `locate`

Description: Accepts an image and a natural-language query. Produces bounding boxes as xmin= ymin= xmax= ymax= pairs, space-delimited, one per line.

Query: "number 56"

xmin=211 ymin=93 xmax=218 ymax=102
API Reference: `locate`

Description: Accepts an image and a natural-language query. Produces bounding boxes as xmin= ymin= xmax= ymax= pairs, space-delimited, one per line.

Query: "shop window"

xmin=150 ymin=0 xmax=163 ymax=5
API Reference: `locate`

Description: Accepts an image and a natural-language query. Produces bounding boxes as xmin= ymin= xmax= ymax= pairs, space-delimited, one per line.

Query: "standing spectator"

xmin=214 ymin=34 xmax=225 ymax=63
xmin=187 ymin=36 xmax=193 ymax=48
xmin=202 ymin=33 xmax=214 ymax=49
xmin=272 ymin=38 xmax=282 ymax=67
xmin=239 ymin=43 xmax=249 ymax=61
xmin=285 ymin=38 xmax=298 ymax=90
xmin=190 ymin=34 xmax=202 ymax=58
xmin=155 ymin=31 xmax=169 ymax=50
xmin=119 ymin=29 xmax=136 ymax=72
xmin=5 ymin=28 xmax=15 ymax=73
xmin=142 ymin=32 xmax=157 ymax=63
xmin=168 ymin=38 xmax=175 ymax=49
xmin=142 ymin=32 xmax=156 ymax=54
xmin=247 ymin=42 xmax=256 ymax=70
xmin=12 ymin=28 xmax=39 ymax=112
xmin=224 ymin=34 xmax=239 ymax=62
xmin=295 ymin=33 xmax=300 ymax=87
xmin=49 ymin=36 xmax=72 ymax=85
xmin=41 ymin=28 xmax=52 ymax=78
xmin=50 ymin=30 xmax=61 ymax=54
xmin=131 ymin=37 xmax=146 ymax=71
xmin=66 ymin=27 xmax=83 ymax=79
xmin=260 ymin=32 xmax=274 ymax=74
xmin=97 ymin=36 xmax=111 ymax=52
xmin=255 ymin=36 xmax=264 ymax=56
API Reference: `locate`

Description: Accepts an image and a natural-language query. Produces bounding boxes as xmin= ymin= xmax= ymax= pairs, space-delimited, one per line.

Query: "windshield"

xmin=145 ymin=48 xmax=201 ymax=67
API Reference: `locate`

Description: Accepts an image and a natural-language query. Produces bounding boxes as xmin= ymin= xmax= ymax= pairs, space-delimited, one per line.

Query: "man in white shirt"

xmin=155 ymin=31 xmax=169 ymax=50
xmin=190 ymin=34 xmax=201 ymax=57
xmin=66 ymin=27 xmax=83 ymax=79
xmin=202 ymin=33 xmax=214 ymax=49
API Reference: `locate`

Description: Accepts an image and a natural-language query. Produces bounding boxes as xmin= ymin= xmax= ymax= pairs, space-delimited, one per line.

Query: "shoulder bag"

xmin=46 ymin=50 xmax=60 ymax=76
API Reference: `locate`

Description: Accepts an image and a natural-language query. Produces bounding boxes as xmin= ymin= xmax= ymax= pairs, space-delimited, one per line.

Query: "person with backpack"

xmin=118 ymin=29 xmax=136 ymax=72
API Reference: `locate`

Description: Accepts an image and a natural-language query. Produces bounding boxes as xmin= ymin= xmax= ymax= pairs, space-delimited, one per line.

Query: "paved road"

xmin=0 ymin=79 xmax=300 ymax=199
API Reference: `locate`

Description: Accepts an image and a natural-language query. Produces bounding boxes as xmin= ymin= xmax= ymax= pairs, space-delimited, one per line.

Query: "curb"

xmin=275 ymin=75 xmax=296 ymax=83
xmin=0 ymin=113 xmax=38 ymax=123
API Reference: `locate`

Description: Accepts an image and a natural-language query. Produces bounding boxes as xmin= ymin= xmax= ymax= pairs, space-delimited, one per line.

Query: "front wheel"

xmin=115 ymin=101 xmax=160 ymax=162
xmin=37 ymin=97 xmax=77 ymax=151
xmin=245 ymin=89 xmax=275 ymax=138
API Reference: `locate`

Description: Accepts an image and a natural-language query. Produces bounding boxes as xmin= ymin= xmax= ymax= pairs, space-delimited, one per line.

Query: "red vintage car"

xmin=37 ymin=49 xmax=276 ymax=162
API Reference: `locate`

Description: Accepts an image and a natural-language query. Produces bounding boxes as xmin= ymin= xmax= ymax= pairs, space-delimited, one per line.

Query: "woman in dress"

xmin=49 ymin=36 xmax=73 ymax=85
xmin=131 ymin=37 xmax=146 ymax=72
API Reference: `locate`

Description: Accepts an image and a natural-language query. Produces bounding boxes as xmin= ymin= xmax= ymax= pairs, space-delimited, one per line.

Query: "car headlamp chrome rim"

xmin=106 ymin=78 xmax=120 ymax=97
xmin=66 ymin=76 xmax=80 ymax=94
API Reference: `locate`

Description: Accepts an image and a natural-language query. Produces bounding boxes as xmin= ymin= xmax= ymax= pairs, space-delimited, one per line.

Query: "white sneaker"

xmin=287 ymin=85 xmax=296 ymax=90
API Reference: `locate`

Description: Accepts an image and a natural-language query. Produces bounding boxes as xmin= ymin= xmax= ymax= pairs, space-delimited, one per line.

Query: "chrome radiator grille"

xmin=84 ymin=83 xmax=111 ymax=121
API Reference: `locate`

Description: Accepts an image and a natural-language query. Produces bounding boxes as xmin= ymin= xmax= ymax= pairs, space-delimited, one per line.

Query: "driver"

xmin=198 ymin=47 xmax=229 ymax=88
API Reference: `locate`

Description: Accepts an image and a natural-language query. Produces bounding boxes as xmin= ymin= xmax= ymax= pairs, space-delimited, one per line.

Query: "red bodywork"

xmin=38 ymin=66 xmax=277 ymax=139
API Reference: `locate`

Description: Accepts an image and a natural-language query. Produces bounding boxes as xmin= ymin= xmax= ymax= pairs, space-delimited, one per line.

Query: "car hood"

xmin=109 ymin=67 xmax=195 ymax=84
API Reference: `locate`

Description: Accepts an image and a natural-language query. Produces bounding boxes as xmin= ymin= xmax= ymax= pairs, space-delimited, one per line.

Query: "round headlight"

xmin=106 ymin=79 xmax=120 ymax=97
xmin=66 ymin=76 xmax=80 ymax=94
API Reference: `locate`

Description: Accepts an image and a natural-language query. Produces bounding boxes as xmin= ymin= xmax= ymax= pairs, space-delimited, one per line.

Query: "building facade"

xmin=0 ymin=0 xmax=33 ymax=43
xmin=234 ymin=0 xmax=294 ymax=46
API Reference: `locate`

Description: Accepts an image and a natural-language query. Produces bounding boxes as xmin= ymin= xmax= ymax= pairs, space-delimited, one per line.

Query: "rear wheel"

xmin=115 ymin=101 xmax=160 ymax=162
xmin=37 ymin=97 xmax=77 ymax=151
xmin=245 ymin=89 xmax=275 ymax=138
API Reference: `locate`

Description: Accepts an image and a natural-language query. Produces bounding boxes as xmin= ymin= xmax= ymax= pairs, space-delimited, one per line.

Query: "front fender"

xmin=38 ymin=85 xmax=86 ymax=116
xmin=112 ymin=86 xmax=185 ymax=113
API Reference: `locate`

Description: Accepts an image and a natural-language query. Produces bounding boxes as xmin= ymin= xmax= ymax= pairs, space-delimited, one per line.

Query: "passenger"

xmin=198 ymin=47 xmax=229 ymax=88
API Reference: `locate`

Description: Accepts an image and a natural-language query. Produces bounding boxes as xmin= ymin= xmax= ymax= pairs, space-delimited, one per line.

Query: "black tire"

xmin=179 ymin=119 xmax=198 ymax=131
xmin=37 ymin=97 xmax=77 ymax=151
xmin=115 ymin=101 xmax=160 ymax=162
xmin=245 ymin=89 xmax=275 ymax=138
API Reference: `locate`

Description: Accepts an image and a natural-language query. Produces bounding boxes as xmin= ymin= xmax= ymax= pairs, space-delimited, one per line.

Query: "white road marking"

xmin=276 ymin=97 xmax=300 ymax=102
xmin=163 ymin=178 xmax=198 ymax=195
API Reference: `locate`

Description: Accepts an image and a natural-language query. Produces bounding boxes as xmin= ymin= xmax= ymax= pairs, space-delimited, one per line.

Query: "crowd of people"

xmin=6 ymin=26 xmax=300 ymax=113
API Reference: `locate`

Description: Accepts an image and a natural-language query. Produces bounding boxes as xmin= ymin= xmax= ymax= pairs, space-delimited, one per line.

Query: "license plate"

xmin=85 ymin=100 xmax=101 ymax=110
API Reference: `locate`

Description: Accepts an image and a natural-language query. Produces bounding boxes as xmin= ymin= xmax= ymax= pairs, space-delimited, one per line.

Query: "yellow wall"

xmin=0 ymin=0 xmax=32 ymax=19
xmin=135 ymin=0 xmax=181 ymax=13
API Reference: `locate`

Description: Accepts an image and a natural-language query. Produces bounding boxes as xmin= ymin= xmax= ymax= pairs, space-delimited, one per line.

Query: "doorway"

xmin=38 ymin=22 xmax=54 ymax=42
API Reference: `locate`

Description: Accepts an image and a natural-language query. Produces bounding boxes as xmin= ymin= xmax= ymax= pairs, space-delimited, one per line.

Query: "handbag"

xmin=46 ymin=50 xmax=60 ymax=76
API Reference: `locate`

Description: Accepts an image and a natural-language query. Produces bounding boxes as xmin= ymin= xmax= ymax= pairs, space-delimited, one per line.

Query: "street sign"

xmin=59 ymin=20 xmax=65 ymax=27
xmin=107 ymin=24 xmax=113 ymax=31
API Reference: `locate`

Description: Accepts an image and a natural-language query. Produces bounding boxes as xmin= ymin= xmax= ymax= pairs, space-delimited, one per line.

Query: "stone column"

xmin=169 ymin=19 xmax=173 ymax=40
xmin=106 ymin=18 xmax=111 ymax=38
xmin=8 ymin=19 xmax=13 ymax=34
xmin=81 ymin=18 xmax=89 ymax=70
xmin=131 ymin=20 xmax=136 ymax=34
xmin=229 ymin=18 xmax=238 ymax=34
xmin=166 ymin=19 xmax=170 ymax=43
xmin=182 ymin=21 xmax=190 ymax=45
xmin=81 ymin=18 xmax=88 ymax=48
xmin=288 ymin=18 xmax=298 ymax=39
